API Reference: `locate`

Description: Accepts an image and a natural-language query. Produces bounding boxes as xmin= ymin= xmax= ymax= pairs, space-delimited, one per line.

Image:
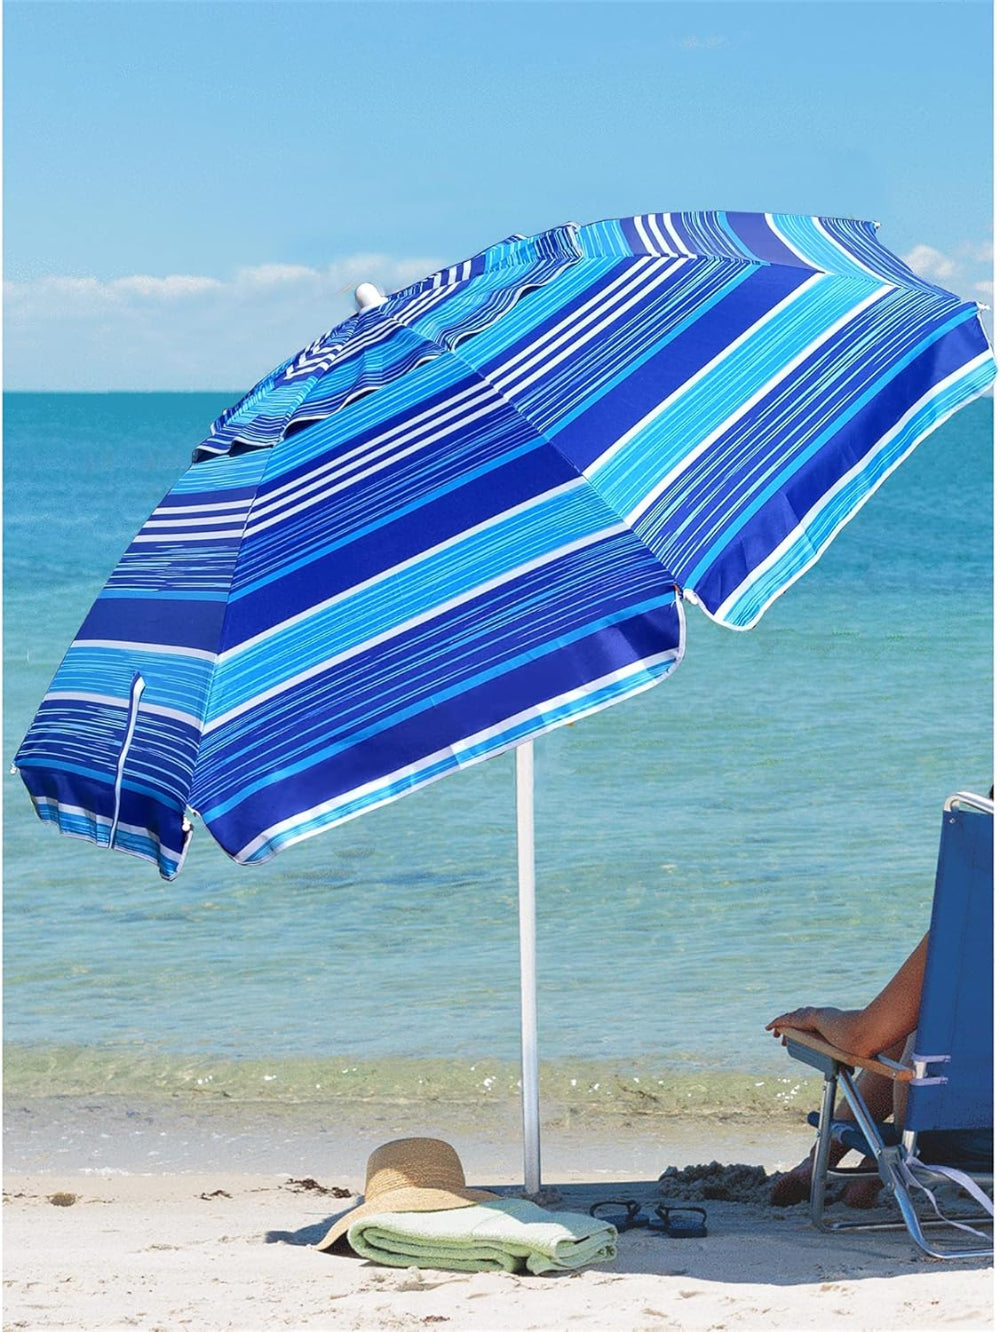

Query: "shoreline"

xmin=1 ymin=1046 xmax=819 ymax=1132
xmin=4 ymin=1087 xmax=814 ymax=1179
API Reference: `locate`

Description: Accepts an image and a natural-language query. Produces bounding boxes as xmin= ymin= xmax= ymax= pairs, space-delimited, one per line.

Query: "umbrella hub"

xmin=355 ymin=282 xmax=386 ymax=311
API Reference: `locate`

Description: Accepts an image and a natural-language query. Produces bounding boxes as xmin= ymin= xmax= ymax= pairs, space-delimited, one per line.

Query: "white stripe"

xmin=220 ymin=478 xmax=588 ymax=665
xmin=204 ymin=517 xmax=626 ymax=734
xmin=144 ymin=511 xmax=252 ymax=530
xmin=644 ymin=215 xmax=671 ymax=254
xmin=713 ymin=352 xmax=996 ymax=627
xmin=131 ymin=527 xmax=246 ymax=543
xmin=632 ymin=214 xmax=659 ymax=256
xmin=493 ymin=259 xmax=687 ymax=398
xmin=401 ymin=279 xmax=466 ymax=321
xmin=659 ymin=214 xmax=694 ymax=258
xmin=247 ymin=380 xmax=493 ymax=522
xmin=646 ymin=214 xmax=680 ymax=257
xmin=623 ymin=283 xmax=890 ymax=524
xmin=235 ymin=648 xmax=683 ymax=862
xmin=34 ymin=795 xmax=111 ymax=825
xmin=396 ymin=281 xmax=458 ymax=322
xmin=491 ymin=259 xmax=674 ymax=389
xmin=43 ymin=690 xmax=203 ymax=730
xmin=245 ymin=394 xmax=506 ymax=537
xmin=72 ymin=639 xmax=218 ymax=662
xmin=152 ymin=498 xmax=255 ymax=517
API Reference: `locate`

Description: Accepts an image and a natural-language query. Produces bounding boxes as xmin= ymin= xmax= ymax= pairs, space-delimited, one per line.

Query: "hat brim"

xmin=315 ymin=1184 xmax=498 ymax=1252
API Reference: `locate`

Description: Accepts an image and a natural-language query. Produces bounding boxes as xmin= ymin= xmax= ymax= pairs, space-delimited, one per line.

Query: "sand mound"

xmin=657 ymin=1160 xmax=777 ymax=1205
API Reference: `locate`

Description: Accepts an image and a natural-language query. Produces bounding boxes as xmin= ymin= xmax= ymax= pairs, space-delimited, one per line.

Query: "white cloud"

xmin=236 ymin=263 xmax=317 ymax=287
xmin=964 ymin=241 xmax=993 ymax=265
xmin=4 ymin=239 xmax=993 ymax=390
xmin=678 ymin=34 xmax=726 ymax=49
xmin=900 ymin=239 xmax=993 ymax=335
xmin=112 ymin=274 xmax=225 ymax=299
xmin=3 ymin=255 xmax=442 ymax=390
xmin=902 ymin=244 xmax=958 ymax=282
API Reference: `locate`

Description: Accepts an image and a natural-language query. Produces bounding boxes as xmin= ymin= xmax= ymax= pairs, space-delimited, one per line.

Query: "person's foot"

xmin=843 ymin=1162 xmax=882 ymax=1208
xmin=769 ymin=1160 xmax=813 ymax=1206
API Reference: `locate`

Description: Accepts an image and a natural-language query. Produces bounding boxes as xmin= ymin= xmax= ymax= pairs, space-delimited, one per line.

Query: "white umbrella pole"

xmin=516 ymin=739 xmax=541 ymax=1195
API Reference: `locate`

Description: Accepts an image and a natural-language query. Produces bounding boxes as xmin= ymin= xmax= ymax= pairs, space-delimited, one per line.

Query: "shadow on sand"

xmin=265 ymin=1172 xmax=993 ymax=1280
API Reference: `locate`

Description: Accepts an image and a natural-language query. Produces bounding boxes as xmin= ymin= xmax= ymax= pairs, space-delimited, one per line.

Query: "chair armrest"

xmin=774 ymin=1026 xmax=914 ymax=1082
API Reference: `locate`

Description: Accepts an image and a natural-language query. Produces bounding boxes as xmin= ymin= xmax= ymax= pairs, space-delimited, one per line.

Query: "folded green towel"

xmin=347 ymin=1198 xmax=617 ymax=1274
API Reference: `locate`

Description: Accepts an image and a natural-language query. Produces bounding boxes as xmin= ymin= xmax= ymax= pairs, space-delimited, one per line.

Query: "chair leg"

xmin=808 ymin=1070 xmax=838 ymax=1230
xmin=871 ymin=1146 xmax=939 ymax=1253
xmin=811 ymin=1075 xmax=993 ymax=1259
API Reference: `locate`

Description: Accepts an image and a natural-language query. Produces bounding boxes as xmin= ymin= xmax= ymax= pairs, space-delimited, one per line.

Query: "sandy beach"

xmin=3 ymin=1094 xmax=992 ymax=1330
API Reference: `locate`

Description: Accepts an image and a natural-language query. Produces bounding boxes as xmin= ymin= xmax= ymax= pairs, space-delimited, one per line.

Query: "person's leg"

xmin=770 ymin=1040 xmax=905 ymax=1206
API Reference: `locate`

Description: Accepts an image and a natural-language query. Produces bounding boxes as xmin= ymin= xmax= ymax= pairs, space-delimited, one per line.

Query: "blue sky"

xmin=3 ymin=0 xmax=993 ymax=390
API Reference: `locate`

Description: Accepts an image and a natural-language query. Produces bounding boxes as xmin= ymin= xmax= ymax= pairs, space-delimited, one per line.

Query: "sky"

xmin=3 ymin=0 xmax=994 ymax=391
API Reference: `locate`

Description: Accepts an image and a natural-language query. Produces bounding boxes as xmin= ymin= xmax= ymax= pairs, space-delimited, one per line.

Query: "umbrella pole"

xmin=516 ymin=739 xmax=542 ymax=1195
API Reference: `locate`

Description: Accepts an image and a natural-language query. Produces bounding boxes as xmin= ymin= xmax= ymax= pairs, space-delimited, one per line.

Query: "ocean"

xmin=2 ymin=392 xmax=993 ymax=1123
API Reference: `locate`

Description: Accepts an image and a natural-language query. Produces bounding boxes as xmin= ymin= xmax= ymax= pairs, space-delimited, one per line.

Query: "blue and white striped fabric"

xmin=15 ymin=213 xmax=995 ymax=878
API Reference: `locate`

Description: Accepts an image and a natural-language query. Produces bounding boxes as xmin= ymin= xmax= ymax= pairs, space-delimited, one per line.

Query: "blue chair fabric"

xmin=908 ymin=806 xmax=993 ymax=1134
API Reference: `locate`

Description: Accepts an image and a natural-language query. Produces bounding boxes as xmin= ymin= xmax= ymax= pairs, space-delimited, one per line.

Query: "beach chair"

xmin=777 ymin=791 xmax=993 ymax=1260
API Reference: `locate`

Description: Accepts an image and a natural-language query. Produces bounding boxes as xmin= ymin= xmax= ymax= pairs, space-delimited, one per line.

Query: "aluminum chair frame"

xmin=780 ymin=791 xmax=994 ymax=1261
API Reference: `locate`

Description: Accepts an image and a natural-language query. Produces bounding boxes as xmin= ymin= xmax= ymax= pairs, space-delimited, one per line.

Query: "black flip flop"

xmin=648 ymin=1205 xmax=708 ymax=1237
xmin=588 ymin=1198 xmax=650 ymax=1232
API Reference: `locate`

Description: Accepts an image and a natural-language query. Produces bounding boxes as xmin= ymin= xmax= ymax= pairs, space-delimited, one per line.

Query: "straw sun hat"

xmin=316 ymin=1137 xmax=498 ymax=1251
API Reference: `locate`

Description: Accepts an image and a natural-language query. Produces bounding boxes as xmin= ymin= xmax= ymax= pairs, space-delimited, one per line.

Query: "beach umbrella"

xmin=15 ymin=213 xmax=994 ymax=1192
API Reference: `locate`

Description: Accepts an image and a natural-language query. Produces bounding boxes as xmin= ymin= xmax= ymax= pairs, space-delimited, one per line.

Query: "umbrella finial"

xmin=355 ymin=282 xmax=386 ymax=311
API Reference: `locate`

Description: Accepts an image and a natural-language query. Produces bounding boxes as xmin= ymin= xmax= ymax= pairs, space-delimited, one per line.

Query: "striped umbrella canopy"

xmin=15 ymin=212 xmax=994 ymax=1183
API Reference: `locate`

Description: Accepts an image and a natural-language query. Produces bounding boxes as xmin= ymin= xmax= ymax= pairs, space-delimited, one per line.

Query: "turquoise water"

xmin=2 ymin=392 xmax=993 ymax=1112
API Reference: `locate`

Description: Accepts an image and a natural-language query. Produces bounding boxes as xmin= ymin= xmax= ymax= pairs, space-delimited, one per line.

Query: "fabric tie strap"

xmin=898 ymin=1154 xmax=994 ymax=1240
xmin=109 ymin=673 xmax=145 ymax=849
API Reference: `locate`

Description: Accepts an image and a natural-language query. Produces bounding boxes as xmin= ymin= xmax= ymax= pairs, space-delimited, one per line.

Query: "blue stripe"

xmin=231 ymin=434 xmax=548 ymax=604
xmin=550 ymin=263 xmax=801 ymax=470
xmin=171 ymin=451 xmax=269 ymax=494
xmin=717 ymin=212 xmax=757 ymax=259
xmin=685 ymin=308 xmax=987 ymax=587
xmin=200 ymin=585 xmax=679 ymax=822
xmin=17 ymin=757 xmax=115 ymax=785
xmin=726 ymin=212 xmax=807 ymax=268
xmin=722 ymin=359 xmax=995 ymax=626
xmin=204 ymin=592 xmax=681 ymax=831
xmin=228 ymin=440 xmax=575 ymax=630
xmin=210 ymin=482 xmax=618 ymax=714
xmin=81 ymin=594 xmax=228 ymax=647
xmin=197 ymin=534 xmax=674 ymax=811
xmin=245 ymin=654 xmax=677 ymax=863
xmin=589 ymin=272 xmax=868 ymax=516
